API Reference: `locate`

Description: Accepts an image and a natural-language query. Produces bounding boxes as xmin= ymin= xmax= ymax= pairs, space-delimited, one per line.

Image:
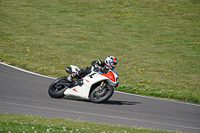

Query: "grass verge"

xmin=0 ymin=113 xmax=182 ymax=133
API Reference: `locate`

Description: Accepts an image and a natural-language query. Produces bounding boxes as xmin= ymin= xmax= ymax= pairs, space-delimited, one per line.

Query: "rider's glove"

xmin=94 ymin=60 xmax=103 ymax=72
xmin=96 ymin=60 xmax=104 ymax=66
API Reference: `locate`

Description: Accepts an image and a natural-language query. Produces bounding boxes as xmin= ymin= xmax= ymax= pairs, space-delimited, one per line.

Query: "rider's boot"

xmin=67 ymin=72 xmax=78 ymax=82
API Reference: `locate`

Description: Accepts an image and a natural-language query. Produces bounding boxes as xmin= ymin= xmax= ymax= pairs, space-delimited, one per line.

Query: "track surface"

xmin=0 ymin=62 xmax=200 ymax=133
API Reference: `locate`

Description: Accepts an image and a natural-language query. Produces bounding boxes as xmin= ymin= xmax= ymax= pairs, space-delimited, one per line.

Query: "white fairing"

xmin=64 ymin=65 xmax=118 ymax=99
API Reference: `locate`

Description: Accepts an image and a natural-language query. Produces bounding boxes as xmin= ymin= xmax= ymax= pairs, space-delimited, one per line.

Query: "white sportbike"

xmin=48 ymin=65 xmax=119 ymax=103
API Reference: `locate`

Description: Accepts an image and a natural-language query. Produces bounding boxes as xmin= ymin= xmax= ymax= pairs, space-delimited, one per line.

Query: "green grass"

xmin=0 ymin=113 xmax=182 ymax=133
xmin=0 ymin=0 xmax=200 ymax=103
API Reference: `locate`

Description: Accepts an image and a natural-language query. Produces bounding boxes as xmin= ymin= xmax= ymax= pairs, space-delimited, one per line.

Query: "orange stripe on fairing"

xmin=99 ymin=71 xmax=115 ymax=82
xmin=84 ymin=79 xmax=89 ymax=82
xmin=73 ymin=88 xmax=78 ymax=92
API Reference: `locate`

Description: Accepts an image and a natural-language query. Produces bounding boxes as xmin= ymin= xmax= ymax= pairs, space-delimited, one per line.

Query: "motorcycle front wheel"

xmin=48 ymin=77 xmax=70 ymax=98
xmin=89 ymin=84 xmax=114 ymax=103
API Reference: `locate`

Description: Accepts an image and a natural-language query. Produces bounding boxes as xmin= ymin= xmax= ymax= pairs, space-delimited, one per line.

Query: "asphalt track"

xmin=0 ymin=62 xmax=200 ymax=133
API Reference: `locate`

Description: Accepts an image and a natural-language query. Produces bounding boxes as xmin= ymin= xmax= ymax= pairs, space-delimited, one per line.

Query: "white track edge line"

xmin=0 ymin=61 xmax=199 ymax=107
xmin=0 ymin=62 xmax=56 ymax=80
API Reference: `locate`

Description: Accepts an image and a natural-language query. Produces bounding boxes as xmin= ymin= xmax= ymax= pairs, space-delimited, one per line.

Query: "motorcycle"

xmin=48 ymin=65 xmax=119 ymax=103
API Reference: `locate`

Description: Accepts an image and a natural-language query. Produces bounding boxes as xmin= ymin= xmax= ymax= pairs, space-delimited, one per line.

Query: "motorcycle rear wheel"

xmin=48 ymin=77 xmax=70 ymax=98
xmin=89 ymin=84 xmax=114 ymax=103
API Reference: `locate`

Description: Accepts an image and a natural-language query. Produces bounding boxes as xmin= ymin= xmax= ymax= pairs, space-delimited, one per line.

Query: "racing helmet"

xmin=105 ymin=56 xmax=117 ymax=70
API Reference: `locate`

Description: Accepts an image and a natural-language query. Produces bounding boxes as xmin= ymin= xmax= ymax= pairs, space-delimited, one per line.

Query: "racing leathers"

xmin=67 ymin=60 xmax=107 ymax=82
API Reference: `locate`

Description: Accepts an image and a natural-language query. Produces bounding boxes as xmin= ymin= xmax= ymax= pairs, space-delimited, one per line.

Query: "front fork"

xmin=98 ymin=81 xmax=106 ymax=92
xmin=100 ymin=80 xmax=104 ymax=87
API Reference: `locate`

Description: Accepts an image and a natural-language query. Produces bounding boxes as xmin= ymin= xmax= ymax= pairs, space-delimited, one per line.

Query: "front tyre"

xmin=48 ymin=77 xmax=70 ymax=98
xmin=89 ymin=84 xmax=114 ymax=103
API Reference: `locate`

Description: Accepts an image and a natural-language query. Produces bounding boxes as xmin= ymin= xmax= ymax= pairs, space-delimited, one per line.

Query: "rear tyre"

xmin=48 ymin=77 xmax=70 ymax=98
xmin=89 ymin=84 xmax=114 ymax=103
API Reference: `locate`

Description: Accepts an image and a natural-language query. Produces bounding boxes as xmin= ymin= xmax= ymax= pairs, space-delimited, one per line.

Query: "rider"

xmin=67 ymin=56 xmax=117 ymax=82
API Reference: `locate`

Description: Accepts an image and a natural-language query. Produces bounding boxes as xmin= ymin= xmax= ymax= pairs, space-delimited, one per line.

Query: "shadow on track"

xmin=62 ymin=97 xmax=141 ymax=105
xmin=103 ymin=100 xmax=142 ymax=105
